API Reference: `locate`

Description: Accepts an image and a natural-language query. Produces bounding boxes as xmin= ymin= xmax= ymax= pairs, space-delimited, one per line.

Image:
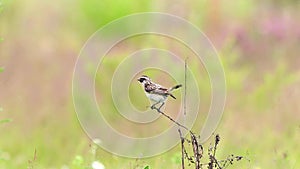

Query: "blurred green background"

xmin=1 ymin=0 xmax=300 ymax=168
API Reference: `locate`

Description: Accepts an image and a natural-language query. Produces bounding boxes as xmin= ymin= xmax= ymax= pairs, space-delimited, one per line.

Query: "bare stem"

xmin=152 ymin=107 xmax=190 ymax=132
xmin=178 ymin=129 xmax=185 ymax=169
xmin=184 ymin=57 xmax=188 ymax=116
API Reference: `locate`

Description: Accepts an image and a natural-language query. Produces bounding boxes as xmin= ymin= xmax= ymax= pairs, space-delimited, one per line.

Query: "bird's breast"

xmin=145 ymin=93 xmax=167 ymax=102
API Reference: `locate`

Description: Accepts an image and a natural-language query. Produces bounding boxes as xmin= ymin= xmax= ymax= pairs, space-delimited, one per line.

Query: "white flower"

xmin=61 ymin=165 xmax=69 ymax=169
xmin=93 ymin=138 xmax=102 ymax=145
xmin=92 ymin=161 xmax=105 ymax=169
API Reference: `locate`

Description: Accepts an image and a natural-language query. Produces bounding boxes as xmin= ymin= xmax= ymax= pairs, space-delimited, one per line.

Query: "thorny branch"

xmin=152 ymin=107 xmax=244 ymax=169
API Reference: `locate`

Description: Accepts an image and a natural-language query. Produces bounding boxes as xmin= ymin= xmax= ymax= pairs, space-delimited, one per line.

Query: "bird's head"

xmin=137 ymin=75 xmax=151 ymax=85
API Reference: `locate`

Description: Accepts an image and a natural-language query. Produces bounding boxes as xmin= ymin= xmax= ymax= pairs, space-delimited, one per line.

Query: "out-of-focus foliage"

xmin=0 ymin=0 xmax=300 ymax=168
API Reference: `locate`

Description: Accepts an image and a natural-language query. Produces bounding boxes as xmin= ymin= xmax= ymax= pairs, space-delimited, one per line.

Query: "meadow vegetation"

xmin=0 ymin=0 xmax=300 ymax=168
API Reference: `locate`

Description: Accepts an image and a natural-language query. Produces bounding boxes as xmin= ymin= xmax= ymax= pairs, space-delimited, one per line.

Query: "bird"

xmin=137 ymin=75 xmax=182 ymax=111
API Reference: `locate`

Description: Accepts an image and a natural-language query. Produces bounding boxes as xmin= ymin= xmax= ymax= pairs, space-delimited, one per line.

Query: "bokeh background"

xmin=1 ymin=0 xmax=300 ymax=168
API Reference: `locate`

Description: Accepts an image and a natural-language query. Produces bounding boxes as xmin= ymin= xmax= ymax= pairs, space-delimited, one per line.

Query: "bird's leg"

xmin=157 ymin=102 xmax=165 ymax=112
xmin=151 ymin=101 xmax=160 ymax=110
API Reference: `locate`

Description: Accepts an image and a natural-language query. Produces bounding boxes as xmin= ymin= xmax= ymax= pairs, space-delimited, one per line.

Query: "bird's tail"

xmin=168 ymin=84 xmax=182 ymax=99
xmin=168 ymin=84 xmax=182 ymax=92
xmin=169 ymin=94 xmax=177 ymax=99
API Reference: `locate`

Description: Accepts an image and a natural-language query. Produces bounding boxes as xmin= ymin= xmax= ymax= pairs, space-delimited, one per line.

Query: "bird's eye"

xmin=139 ymin=78 xmax=146 ymax=82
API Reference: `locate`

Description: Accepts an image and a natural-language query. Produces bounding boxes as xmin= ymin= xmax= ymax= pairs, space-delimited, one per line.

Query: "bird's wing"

xmin=144 ymin=83 xmax=158 ymax=93
xmin=145 ymin=84 xmax=168 ymax=95
xmin=152 ymin=87 xmax=169 ymax=96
